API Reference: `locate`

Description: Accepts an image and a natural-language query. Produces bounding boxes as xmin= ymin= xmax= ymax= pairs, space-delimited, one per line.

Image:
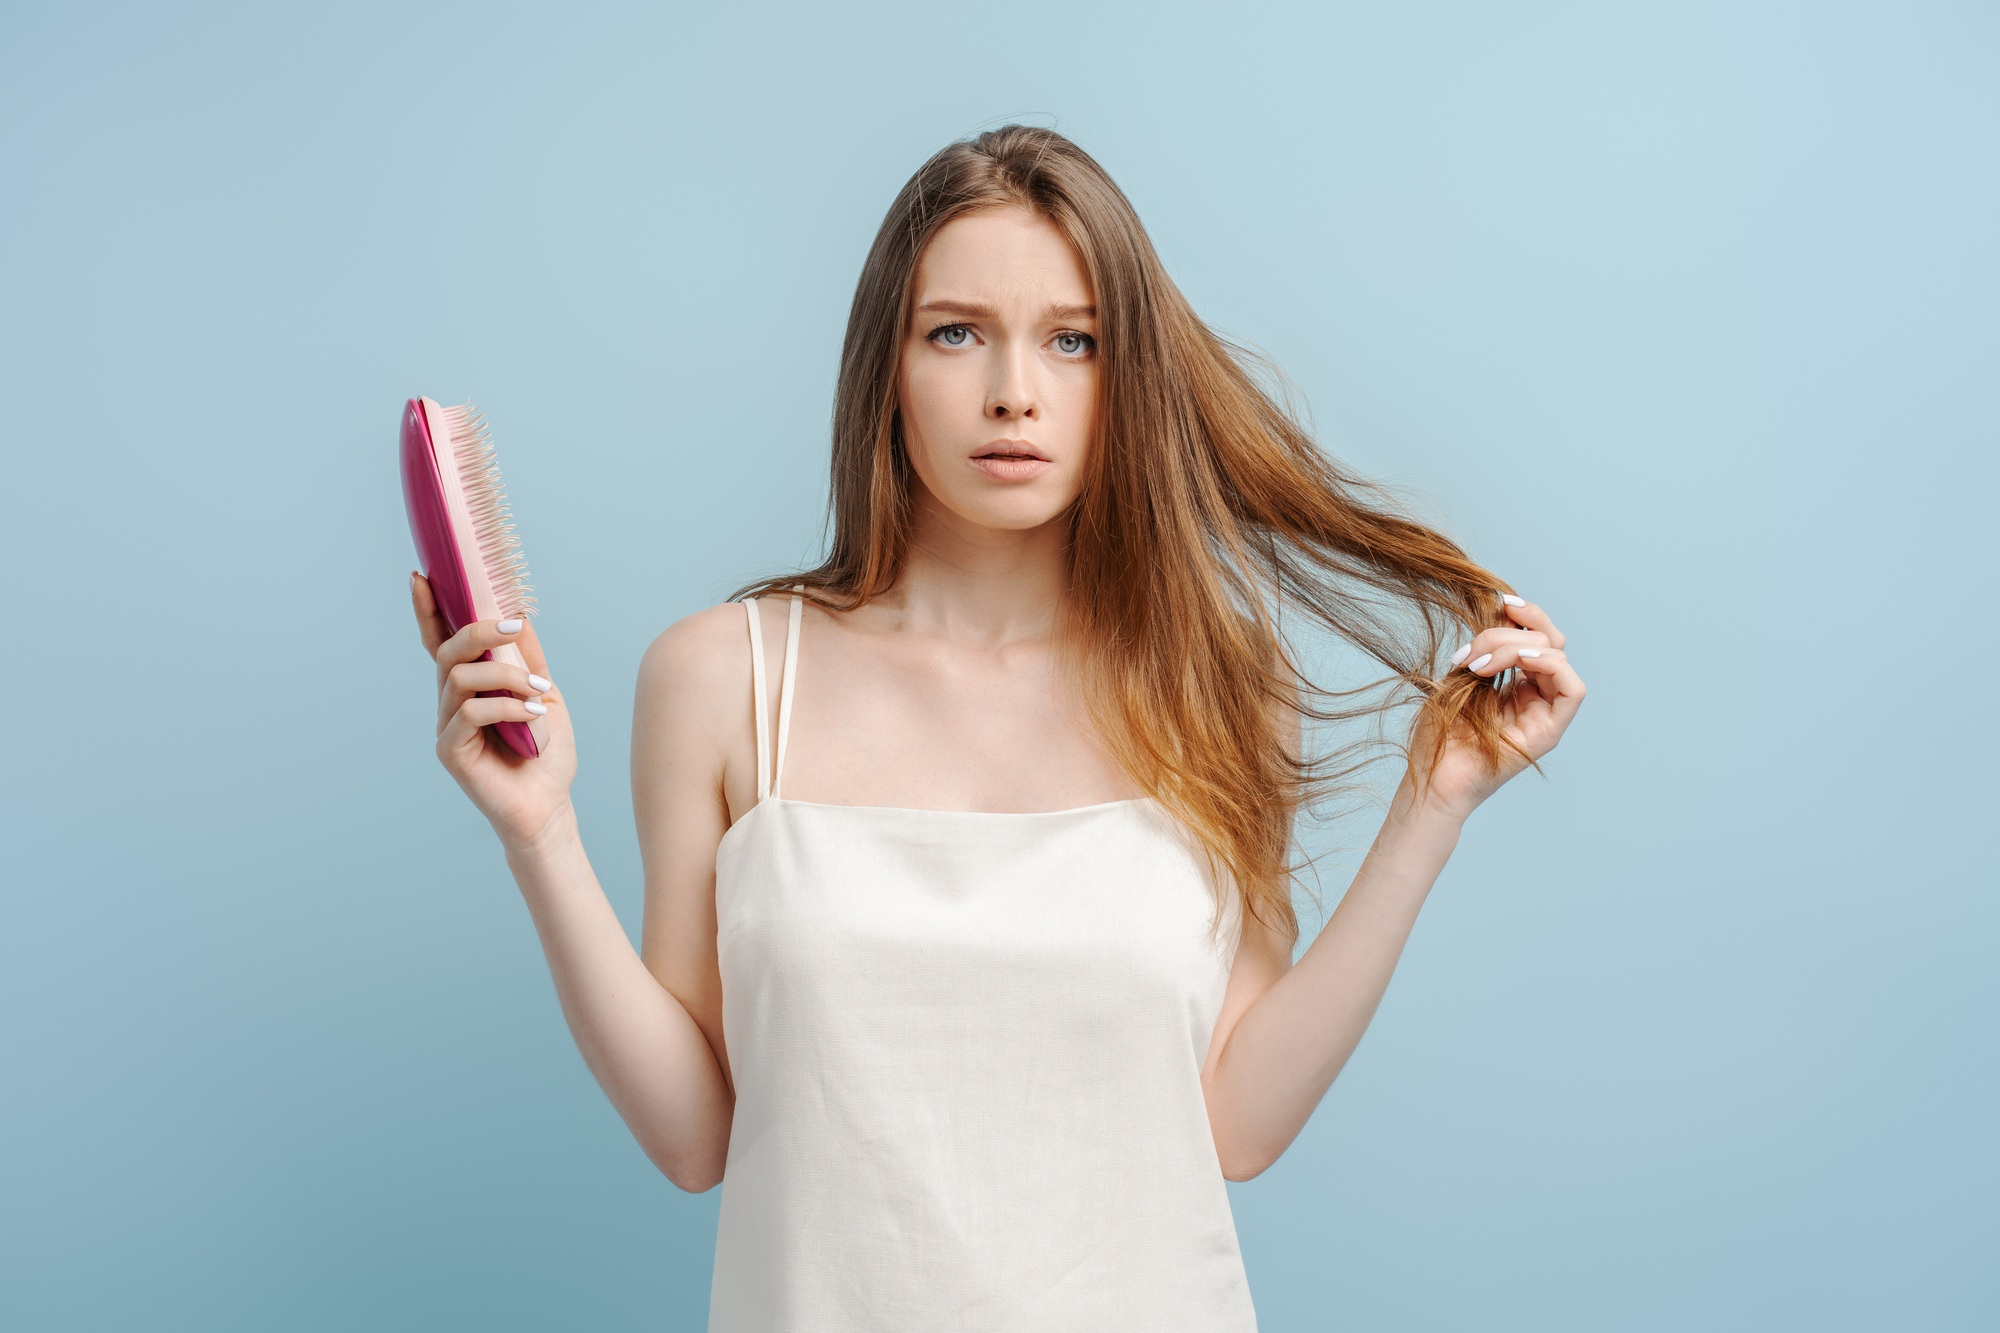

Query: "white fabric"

xmin=710 ymin=587 xmax=1257 ymax=1331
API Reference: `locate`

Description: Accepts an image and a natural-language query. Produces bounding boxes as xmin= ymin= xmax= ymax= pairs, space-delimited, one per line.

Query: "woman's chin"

xmin=947 ymin=494 xmax=1075 ymax=535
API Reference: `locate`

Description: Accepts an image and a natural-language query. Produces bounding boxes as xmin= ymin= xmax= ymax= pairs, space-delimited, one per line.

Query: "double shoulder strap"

xmin=744 ymin=584 xmax=806 ymax=802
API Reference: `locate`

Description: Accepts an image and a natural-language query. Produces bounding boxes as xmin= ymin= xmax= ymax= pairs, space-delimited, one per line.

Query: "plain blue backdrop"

xmin=4 ymin=2 xmax=1994 ymax=1329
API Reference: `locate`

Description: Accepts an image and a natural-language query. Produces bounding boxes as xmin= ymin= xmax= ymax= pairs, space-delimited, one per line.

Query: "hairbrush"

xmin=399 ymin=397 xmax=545 ymax=759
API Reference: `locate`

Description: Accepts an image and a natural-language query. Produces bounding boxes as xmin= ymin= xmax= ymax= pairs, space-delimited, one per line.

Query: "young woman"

xmin=409 ymin=125 xmax=1585 ymax=1330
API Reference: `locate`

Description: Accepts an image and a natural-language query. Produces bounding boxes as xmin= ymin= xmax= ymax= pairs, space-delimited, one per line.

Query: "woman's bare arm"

xmin=502 ymin=794 xmax=735 ymax=1191
xmin=1201 ymin=595 xmax=1585 ymax=1179
xmin=412 ymin=575 xmax=740 ymax=1192
xmin=1201 ymin=779 xmax=1462 ymax=1180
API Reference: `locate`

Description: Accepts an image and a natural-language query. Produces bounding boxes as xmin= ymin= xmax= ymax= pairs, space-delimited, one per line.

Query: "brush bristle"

xmin=440 ymin=402 xmax=537 ymax=620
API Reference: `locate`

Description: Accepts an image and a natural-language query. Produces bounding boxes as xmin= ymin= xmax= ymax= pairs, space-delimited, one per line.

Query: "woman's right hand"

xmin=412 ymin=571 xmax=580 ymax=853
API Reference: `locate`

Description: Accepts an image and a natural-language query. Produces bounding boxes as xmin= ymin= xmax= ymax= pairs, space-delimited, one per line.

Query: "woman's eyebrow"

xmin=915 ymin=299 xmax=1098 ymax=320
xmin=916 ymin=300 xmax=996 ymax=318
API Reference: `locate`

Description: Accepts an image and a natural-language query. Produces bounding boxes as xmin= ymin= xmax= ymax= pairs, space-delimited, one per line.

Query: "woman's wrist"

xmin=500 ymin=800 xmax=583 ymax=864
xmin=1392 ymin=768 xmax=1479 ymax=832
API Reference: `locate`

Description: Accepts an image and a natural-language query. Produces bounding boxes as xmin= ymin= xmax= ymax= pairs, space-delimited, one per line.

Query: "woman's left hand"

xmin=1410 ymin=594 xmax=1588 ymax=823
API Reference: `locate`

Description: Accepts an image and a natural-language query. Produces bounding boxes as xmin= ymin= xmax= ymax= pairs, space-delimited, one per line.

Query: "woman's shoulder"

xmin=630 ymin=599 xmax=761 ymax=765
xmin=637 ymin=600 xmax=751 ymax=703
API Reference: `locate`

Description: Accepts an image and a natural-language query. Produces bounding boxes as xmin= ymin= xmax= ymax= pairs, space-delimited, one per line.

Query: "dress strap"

xmin=772 ymin=585 xmax=805 ymax=799
xmin=744 ymin=584 xmax=807 ymax=804
xmin=744 ymin=596 xmax=772 ymax=802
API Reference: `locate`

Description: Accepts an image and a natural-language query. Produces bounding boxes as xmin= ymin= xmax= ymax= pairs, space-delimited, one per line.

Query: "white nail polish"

xmin=528 ymin=673 xmax=552 ymax=692
xmin=497 ymin=619 xmax=523 ymax=634
xmin=525 ymin=700 xmax=547 ymax=715
xmin=1519 ymin=648 xmax=1541 ymax=658
xmin=1501 ymin=594 xmax=1526 ymax=607
xmin=1469 ymin=653 xmax=1493 ymax=672
xmin=1451 ymin=642 xmax=1472 ymax=667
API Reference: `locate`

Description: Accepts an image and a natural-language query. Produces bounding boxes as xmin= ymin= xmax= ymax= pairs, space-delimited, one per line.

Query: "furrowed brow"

xmin=914 ymin=300 xmax=1098 ymax=322
xmin=915 ymin=300 xmax=996 ymax=318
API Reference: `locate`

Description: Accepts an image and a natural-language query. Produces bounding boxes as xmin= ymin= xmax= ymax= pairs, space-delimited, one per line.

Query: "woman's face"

xmin=896 ymin=205 xmax=1100 ymax=534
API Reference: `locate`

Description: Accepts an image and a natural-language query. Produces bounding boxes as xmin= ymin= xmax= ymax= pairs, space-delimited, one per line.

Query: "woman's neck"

xmin=880 ymin=498 xmax=1071 ymax=647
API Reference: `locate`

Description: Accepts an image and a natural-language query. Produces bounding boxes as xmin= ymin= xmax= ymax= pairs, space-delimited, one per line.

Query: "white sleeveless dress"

xmin=708 ymin=587 xmax=1258 ymax=1331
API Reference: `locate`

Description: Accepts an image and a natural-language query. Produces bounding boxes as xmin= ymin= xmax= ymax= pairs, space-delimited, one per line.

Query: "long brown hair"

xmin=730 ymin=125 xmax=1535 ymax=945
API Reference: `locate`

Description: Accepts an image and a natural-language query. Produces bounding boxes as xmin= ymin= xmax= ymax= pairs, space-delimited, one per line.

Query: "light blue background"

xmin=4 ymin=2 xmax=1993 ymax=1328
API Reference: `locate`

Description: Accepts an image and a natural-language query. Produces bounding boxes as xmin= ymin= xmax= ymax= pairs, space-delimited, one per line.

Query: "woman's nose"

xmin=986 ymin=347 xmax=1037 ymax=419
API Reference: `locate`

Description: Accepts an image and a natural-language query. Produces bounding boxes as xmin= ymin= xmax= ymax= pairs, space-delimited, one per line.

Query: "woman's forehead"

xmin=913 ymin=207 xmax=1094 ymax=312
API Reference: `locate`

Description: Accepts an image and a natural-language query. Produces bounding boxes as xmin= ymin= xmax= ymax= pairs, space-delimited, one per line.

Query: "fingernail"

xmin=524 ymin=700 xmax=547 ymax=715
xmin=527 ymin=673 xmax=552 ymax=692
xmin=497 ymin=619 xmax=523 ymax=634
xmin=1468 ymin=652 xmax=1493 ymax=672
xmin=1450 ymin=642 xmax=1472 ymax=667
xmin=1519 ymin=648 xmax=1542 ymax=658
xmin=1501 ymin=594 xmax=1526 ymax=607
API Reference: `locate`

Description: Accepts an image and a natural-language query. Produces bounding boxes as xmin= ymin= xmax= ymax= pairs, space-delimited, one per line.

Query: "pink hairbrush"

xmin=400 ymin=397 xmax=545 ymax=759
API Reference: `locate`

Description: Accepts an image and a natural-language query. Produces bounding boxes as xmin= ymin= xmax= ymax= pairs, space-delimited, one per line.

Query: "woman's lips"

xmin=970 ymin=455 xmax=1054 ymax=481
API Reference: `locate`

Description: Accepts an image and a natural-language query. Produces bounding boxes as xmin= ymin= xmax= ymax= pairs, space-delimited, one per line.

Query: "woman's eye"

xmin=1053 ymin=332 xmax=1095 ymax=357
xmin=930 ymin=324 xmax=973 ymax=348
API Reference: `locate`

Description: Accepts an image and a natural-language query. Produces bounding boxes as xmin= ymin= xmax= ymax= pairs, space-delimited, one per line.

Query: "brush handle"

xmin=483 ymin=640 xmax=549 ymax=760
